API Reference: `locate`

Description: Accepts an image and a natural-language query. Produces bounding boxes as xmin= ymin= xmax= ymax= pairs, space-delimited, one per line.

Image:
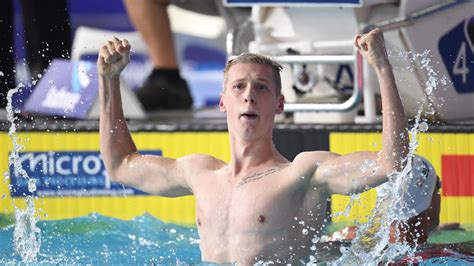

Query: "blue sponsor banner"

xmin=9 ymin=151 xmax=161 ymax=197
xmin=439 ymin=16 xmax=474 ymax=94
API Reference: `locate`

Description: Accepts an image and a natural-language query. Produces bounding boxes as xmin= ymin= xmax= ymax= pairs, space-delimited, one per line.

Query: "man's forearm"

xmin=99 ymin=76 xmax=137 ymax=173
xmin=377 ymin=65 xmax=408 ymax=171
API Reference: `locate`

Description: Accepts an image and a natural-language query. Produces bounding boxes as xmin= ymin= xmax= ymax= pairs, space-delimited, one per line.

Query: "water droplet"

xmin=28 ymin=179 xmax=37 ymax=193
xmin=312 ymin=236 xmax=320 ymax=244
xmin=418 ymin=121 xmax=429 ymax=132
xmin=302 ymin=228 xmax=308 ymax=235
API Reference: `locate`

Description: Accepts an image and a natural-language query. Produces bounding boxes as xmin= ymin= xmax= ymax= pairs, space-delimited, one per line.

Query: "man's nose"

xmin=244 ymin=87 xmax=256 ymax=103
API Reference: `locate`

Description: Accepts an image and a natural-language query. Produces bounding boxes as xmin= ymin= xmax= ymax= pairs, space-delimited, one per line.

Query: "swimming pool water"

xmin=0 ymin=214 xmax=473 ymax=264
xmin=0 ymin=214 xmax=201 ymax=264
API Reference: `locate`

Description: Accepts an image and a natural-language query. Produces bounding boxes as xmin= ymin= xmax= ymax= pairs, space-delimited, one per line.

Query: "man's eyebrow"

xmin=230 ymin=78 xmax=270 ymax=84
xmin=231 ymin=78 xmax=247 ymax=83
xmin=254 ymin=78 xmax=271 ymax=84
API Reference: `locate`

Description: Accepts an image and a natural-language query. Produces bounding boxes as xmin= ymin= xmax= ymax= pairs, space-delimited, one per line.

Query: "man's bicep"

xmin=310 ymin=152 xmax=340 ymax=186
xmin=314 ymin=151 xmax=385 ymax=195
xmin=292 ymin=151 xmax=340 ymax=188
xmin=114 ymin=153 xmax=192 ymax=196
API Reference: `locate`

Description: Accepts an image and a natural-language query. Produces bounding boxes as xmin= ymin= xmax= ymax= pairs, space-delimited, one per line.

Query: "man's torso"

xmin=189 ymin=156 xmax=330 ymax=264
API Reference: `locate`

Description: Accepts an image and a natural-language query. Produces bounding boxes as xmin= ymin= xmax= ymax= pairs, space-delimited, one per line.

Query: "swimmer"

xmin=323 ymin=155 xmax=441 ymax=245
xmin=98 ymin=28 xmax=409 ymax=264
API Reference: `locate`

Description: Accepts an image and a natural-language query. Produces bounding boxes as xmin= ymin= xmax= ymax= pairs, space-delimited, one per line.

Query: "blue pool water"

xmin=1 ymin=213 xmax=473 ymax=264
xmin=0 ymin=214 xmax=201 ymax=264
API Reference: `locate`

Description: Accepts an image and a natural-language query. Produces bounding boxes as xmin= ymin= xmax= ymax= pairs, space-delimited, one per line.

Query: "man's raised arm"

xmin=98 ymin=37 xmax=193 ymax=197
xmin=313 ymin=28 xmax=409 ymax=195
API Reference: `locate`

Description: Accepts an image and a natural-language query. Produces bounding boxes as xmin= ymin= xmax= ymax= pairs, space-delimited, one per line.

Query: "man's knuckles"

xmin=103 ymin=53 xmax=122 ymax=64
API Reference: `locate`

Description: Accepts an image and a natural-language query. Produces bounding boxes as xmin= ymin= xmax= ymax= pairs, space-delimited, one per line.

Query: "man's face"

xmin=220 ymin=63 xmax=284 ymax=140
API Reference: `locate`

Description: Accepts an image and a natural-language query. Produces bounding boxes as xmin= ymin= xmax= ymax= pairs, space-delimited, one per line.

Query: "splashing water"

xmin=333 ymin=50 xmax=443 ymax=264
xmin=5 ymin=84 xmax=41 ymax=262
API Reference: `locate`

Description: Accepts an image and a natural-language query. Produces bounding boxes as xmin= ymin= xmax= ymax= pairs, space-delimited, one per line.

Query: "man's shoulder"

xmin=178 ymin=153 xmax=226 ymax=171
xmin=292 ymin=150 xmax=337 ymax=165
xmin=287 ymin=151 xmax=338 ymax=178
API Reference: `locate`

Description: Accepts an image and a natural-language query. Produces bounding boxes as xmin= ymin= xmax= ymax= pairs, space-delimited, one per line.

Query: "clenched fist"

xmin=354 ymin=28 xmax=390 ymax=69
xmin=97 ymin=37 xmax=131 ymax=79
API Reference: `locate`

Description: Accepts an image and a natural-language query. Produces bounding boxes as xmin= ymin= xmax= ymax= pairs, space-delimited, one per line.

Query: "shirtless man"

xmin=98 ymin=28 xmax=409 ymax=264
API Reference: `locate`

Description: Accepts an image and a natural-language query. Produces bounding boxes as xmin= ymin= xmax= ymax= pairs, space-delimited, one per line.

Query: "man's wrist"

xmin=374 ymin=62 xmax=392 ymax=74
xmin=100 ymin=73 xmax=121 ymax=81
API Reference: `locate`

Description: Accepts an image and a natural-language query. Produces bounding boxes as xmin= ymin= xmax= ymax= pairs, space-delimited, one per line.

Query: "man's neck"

xmin=228 ymin=136 xmax=287 ymax=177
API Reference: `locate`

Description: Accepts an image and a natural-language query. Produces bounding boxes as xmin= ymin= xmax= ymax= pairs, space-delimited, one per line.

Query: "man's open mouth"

xmin=241 ymin=112 xmax=258 ymax=119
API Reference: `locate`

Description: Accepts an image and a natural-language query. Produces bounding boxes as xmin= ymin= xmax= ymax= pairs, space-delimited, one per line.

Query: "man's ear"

xmin=219 ymin=93 xmax=226 ymax=112
xmin=276 ymin=94 xmax=284 ymax=114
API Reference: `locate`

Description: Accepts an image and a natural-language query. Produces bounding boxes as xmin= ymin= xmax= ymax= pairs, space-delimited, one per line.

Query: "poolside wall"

xmin=1 ymin=129 xmax=473 ymax=225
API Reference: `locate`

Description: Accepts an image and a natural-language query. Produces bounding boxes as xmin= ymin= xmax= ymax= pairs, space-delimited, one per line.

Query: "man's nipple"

xmin=258 ymin=215 xmax=265 ymax=224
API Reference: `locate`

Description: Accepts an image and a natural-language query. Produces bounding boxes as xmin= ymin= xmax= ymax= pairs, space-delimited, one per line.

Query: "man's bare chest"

xmin=194 ymin=168 xmax=303 ymax=234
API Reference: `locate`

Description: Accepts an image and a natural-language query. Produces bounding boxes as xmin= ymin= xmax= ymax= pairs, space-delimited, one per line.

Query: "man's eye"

xmin=258 ymin=84 xmax=268 ymax=90
xmin=234 ymin=84 xmax=244 ymax=90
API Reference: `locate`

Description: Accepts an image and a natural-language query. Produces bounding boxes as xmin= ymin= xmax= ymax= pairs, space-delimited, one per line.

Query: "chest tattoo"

xmin=237 ymin=165 xmax=289 ymax=188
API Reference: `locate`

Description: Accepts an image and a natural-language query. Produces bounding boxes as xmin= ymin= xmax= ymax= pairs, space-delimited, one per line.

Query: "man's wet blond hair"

xmin=223 ymin=53 xmax=283 ymax=96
